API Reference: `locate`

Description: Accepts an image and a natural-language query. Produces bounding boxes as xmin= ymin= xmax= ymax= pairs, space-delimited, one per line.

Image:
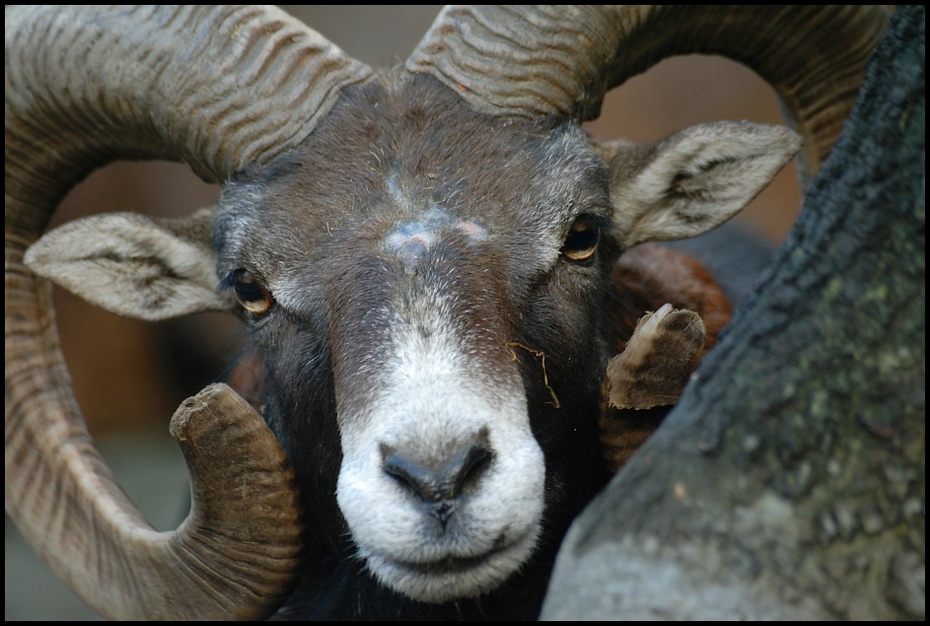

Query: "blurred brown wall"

xmin=50 ymin=6 xmax=800 ymax=436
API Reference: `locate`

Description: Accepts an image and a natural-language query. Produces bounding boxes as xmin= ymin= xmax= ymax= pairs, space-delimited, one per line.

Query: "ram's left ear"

xmin=24 ymin=208 xmax=235 ymax=320
xmin=596 ymin=121 xmax=802 ymax=249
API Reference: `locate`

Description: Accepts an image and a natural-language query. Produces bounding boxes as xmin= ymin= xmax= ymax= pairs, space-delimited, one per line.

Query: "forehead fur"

xmin=214 ymin=73 xmax=610 ymax=298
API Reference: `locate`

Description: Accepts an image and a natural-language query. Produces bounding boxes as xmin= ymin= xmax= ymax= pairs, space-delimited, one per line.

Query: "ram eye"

xmin=232 ymin=270 xmax=273 ymax=315
xmin=560 ymin=215 xmax=600 ymax=261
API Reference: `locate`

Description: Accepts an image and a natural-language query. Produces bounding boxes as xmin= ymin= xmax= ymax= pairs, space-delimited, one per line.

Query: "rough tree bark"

xmin=542 ymin=6 xmax=924 ymax=620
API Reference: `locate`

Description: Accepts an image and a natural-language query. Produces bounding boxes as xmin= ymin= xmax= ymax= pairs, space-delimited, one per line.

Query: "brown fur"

xmin=598 ymin=243 xmax=732 ymax=472
xmin=609 ymin=243 xmax=732 ymax=353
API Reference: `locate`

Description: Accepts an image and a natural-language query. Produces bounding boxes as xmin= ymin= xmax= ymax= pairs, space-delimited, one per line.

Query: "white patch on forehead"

xmin=381 ymin=206 xmax=488 ymax=272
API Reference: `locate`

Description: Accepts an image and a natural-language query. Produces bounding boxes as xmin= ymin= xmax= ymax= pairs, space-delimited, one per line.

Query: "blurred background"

xmin=6 ymin=6 xmax=801 ymax=619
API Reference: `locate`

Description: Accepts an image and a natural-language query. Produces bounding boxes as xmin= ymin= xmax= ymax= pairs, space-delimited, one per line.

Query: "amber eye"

xmin=560 ymin=215 xmax=600 ymax=261
xmin=232 ymin=270 xmax=273 ymax=315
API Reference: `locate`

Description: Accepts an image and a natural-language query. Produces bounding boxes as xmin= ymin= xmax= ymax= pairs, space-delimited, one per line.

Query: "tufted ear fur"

xmin=596 ymin=121 xmax=802 ymax=249
xmin=24 ymin=208 xmax=234 ymax=320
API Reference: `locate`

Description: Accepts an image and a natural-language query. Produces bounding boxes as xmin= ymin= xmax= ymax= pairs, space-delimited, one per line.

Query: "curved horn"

xmin=406 ymin=6 xmax=888 ymax=182
xmin=6 ymin=5 xmax=372 ymax=619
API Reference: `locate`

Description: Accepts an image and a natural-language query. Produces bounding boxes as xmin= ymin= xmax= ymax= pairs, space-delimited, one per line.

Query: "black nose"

xmin=381 ymin=430 xmax=492 ymax=527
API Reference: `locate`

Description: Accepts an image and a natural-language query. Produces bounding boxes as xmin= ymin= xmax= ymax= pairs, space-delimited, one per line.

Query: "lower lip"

xmin=392 ymin=532 xmax=517 ymax=576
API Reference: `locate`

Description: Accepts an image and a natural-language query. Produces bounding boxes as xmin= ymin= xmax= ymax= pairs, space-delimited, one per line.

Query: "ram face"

xmin=216 ymin=80 xmax=614 ymax=602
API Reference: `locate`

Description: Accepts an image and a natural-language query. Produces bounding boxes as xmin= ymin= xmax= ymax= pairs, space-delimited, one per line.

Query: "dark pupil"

xmin=234 ymin=275 xmax=265 ymax=303
xmin=565 ymin=222 xmax=597 ymax=251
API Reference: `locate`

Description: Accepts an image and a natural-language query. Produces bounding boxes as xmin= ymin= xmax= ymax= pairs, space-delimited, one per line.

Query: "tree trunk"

xmin=542 ymin=6 xmax=924 ymax=620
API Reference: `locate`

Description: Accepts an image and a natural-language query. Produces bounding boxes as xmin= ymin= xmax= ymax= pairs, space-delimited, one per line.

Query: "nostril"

xmin=382 ymin=448 xmax=441 ymax=501
xmin=381 ymin=433 xmax=493 ymax=525
xmin=452 ymin=443 xmax=490 ymax=497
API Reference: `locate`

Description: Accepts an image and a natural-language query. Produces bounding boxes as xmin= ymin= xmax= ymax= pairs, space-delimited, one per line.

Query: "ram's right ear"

xmin=24 ymin=208 xmax=235 ymax=320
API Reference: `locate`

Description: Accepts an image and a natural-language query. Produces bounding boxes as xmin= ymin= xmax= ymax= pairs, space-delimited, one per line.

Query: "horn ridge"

xmin=5 ymin=5 xmax=369 ymax=619
xmin=407 ymin=5 xmax=888 ymax=180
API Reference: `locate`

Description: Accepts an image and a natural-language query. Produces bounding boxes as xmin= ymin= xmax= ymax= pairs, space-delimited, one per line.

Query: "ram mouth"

xmin=395 ymin=539 xmax=511 ymax=576
xmin=363 ymin=525 xmax=542 ymax=604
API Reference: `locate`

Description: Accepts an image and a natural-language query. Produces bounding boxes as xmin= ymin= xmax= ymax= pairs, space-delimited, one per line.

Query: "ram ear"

xmin=24 ymin=208 xmax=234 ymax=320
xmin=597 ymin=121 xmax=802 ymax=249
